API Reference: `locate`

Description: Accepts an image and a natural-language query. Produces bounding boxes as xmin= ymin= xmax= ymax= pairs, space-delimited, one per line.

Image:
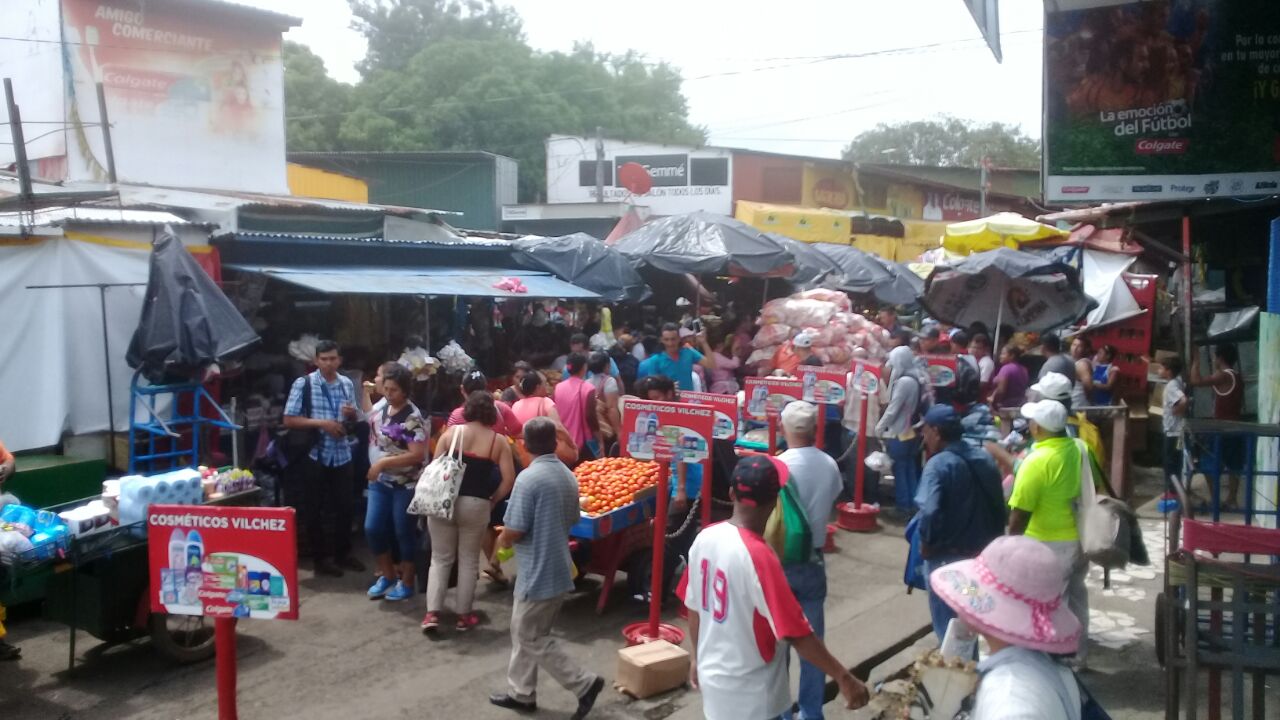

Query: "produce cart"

xmin=0 ymin=487 xmax=261 ymax=671
xmin=570 ymin=458 xmax=661 ymax=614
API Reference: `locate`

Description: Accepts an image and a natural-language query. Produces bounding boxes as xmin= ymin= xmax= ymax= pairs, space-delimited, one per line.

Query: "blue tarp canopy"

xmin=226 ymin=264 xmax=600 ymax=300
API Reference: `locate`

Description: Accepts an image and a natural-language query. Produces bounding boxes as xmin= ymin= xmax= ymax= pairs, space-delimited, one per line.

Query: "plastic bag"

xmin=752 ymin=323 xmax=793 ymax=349
xmin=781 ymin=299 xmax=837 ymax=328
xmin=437 ymin=341 xmax=474 ymax=375
xmin=747 ymin=345 xmax=778 ymax=367
xmin=865 ymin=451 xmax=893 ymax=474
xmin=796 ymin=288 xmax=852 ymax=313
xmin=398 ymin=346 xmax=438 ymax=381
xmin=288 ymin=334 xmax=319 ymax=363
xmin=817 ymin=344 xmax=853 ymax=365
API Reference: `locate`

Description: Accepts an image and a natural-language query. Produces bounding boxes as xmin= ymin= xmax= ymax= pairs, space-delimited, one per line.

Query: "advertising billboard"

xmin=1044 ymin=0 xmax=1280 ymax=203
xmin=546 ymin=134 xmax=733 ymax=215
xmin=61 ymin=0 xmax=289 ymax=193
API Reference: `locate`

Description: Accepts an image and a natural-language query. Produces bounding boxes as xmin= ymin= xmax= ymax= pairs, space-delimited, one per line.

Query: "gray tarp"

xmin=512 ymin=233 xmax=651 ymax=303
xmin=127 ymin=226 xmax=259 ymax=383
xmin=613 ymin=211 xmax=794 ymax=277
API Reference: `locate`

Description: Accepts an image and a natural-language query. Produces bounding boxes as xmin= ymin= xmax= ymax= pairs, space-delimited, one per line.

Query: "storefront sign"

xmin=1044 ymin=0 xmax=1280 ymax=202
xmin=798 ymin=368 xmax=849 ymax=405
xmin=148 ymin=505 xmax=298 ymax=620
xmin=621 ymin=399 xmax=714 ymax=465
xmin=743 ymin=376 xmax=805 ymax=421
xmin=59 ymin=0 xmax=288 ymax=192
xmin=676 ymin=390 xmax=738 ymax=440
xmin=802 ymin=164 xmax=856 ymax=210
xmin=921 ymin=355 xmax=958 ymax=387
xmin=546 ymin=135 xmax=733 ymax=215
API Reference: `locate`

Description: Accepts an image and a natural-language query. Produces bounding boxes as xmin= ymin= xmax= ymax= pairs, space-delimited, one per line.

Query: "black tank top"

xmin=458 ymin=432 xmax=499 ymax=499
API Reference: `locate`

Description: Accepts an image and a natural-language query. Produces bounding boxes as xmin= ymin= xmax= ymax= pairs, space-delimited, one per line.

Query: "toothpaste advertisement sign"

xmin=621 ymin=399 xmax=714 ymax=465
xmin=148 ymin=505 xmax=298 ymax=621
xmin=1044 ymin=0 xmax=1280 ymax=202
xmin=677 ymin=390 xmax=739 ymax=439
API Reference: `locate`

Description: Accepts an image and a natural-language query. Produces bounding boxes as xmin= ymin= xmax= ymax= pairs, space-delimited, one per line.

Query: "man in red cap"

xmin=679 ymin=455 xmax=867 ymax=720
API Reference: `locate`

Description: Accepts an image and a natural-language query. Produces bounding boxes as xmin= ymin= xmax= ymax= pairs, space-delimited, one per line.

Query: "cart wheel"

xmin=149 ymin=613 xmax=216 ymax=664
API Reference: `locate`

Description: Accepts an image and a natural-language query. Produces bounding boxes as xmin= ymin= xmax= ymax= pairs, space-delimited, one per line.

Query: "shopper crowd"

xmin=262 ymin=301 xmax=1184 ymax=718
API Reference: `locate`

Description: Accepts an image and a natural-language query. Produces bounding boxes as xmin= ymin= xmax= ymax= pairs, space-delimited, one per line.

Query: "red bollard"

xmin=767 ymin=413 xmax=778 ymax=455
xmin=215 ymin=617 xmax=238 ymax=720
xmin=648 ymin=459 xmax=669 ymax=641
xmin=854 ymin=396 xmax=869 ymax=508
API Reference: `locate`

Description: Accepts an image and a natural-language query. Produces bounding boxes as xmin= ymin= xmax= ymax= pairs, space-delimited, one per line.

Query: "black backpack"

xmin=278 ymin=375 xmax=318 ymax=464
xmin=938 ymin=355 xmax=981 ymax=405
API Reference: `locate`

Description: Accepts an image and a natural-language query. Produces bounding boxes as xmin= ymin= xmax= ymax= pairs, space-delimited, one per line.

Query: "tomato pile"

xmin=575 ymin=457 xmax=660 ymax=516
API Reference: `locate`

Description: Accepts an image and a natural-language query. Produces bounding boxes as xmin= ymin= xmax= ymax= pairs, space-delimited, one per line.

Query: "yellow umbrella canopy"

xmin=943 ymin=212 xmax=1069 ymax=255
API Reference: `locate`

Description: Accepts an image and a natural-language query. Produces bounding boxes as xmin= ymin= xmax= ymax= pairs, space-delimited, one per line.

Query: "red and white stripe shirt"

xmin=678 ymin=522 xmax=813 ymax=720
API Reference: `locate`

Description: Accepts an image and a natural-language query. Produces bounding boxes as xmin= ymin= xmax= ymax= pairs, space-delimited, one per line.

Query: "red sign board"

xmin=621 ymin=399 xmax=715 ymax=465
xmin=921 ymin=355 xmax=959 ymax=387
xmin=677 ymin=390 xmax=738 ymax=440
xmin=148 ymin=505 xmax=298 ymax=621
xmin=851 ymin=361 xmax=883 ymax=396
xmin=798 ymin=368 xmax=850 ymax=406
xmin=744 ymin=376 xmax=805 ymax=420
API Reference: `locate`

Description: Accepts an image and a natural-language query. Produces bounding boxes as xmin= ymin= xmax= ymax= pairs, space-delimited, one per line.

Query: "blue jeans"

xmin=886 ymin=437 xmax=922 ymax=511
xmin=364 ymin=481 xmax=417 ymax=561
xmin=782 ymin=559 xmax=827 ymax=720
xmin=922 ymin=555 xmax=966 ymax=643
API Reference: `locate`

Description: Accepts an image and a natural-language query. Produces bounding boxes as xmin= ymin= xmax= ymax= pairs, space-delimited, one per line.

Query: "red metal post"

xmin=649 ymin=460 xmax=670 ymax=640
xmin=854 ymin=395 xmax=869 ymax=508
xmin=215 ymin=617 xmax=238 ymax=720
xmin=1182 ymin=213 xmax=1193 ymax=363
xmin=700 ymin=458 xmax=711 ymax=526
xmin=768 ymin=413 xmax=777 ymax=455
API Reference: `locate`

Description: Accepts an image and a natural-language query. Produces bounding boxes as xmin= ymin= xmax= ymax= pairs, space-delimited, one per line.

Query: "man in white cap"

xmin=777 ymin=401 xmax=844 ymax=720
xmin=1008 ymin=398 xmax=1090 ymax=668
xmin=1029 ymin=372 xmax=1077 ymax=437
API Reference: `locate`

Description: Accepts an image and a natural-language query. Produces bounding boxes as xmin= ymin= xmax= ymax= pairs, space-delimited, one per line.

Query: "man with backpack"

xmin=776 ymin=402 xmax=844 ymax=720
xmin=916 ymin=405 xmax=1005 ymax=643
xmin=282 ymin=340 xmax=366 ymax=578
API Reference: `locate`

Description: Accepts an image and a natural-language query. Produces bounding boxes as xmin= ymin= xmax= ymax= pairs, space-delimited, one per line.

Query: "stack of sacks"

xmin=747 ymin=289 xmax=892 ymax=374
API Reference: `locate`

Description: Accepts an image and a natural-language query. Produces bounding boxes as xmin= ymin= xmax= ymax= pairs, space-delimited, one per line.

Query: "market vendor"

xmin=0 ymin=436 xmax=18 ymax=661
xmin=637 ymin=323 xmax=716 ymax=391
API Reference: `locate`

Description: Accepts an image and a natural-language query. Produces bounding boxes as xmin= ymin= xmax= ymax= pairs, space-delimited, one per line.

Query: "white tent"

xmin=1081 ymin=248 xmax=1143 ymax=329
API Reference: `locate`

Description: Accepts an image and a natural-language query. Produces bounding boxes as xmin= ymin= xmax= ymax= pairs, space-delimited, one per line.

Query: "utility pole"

xmin=4 ymin=78 xmax=33 ymax=204
xmin=594 ymin=126 xmax=605 ymax=203
xmin=979 ymin=156 xmax=992 ymax=217
xmin=95 ymin=82 xmax=118 ymax=184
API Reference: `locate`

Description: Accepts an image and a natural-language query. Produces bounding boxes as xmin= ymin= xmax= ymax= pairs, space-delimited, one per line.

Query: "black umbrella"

xmin=512 ymin=233 xmax=651 ymax=303
xmin=771 ymin=235 xmax=843 ymax=287
xmin=127 ymin=226 xmax=260 ymax=383
xmin=810 ymin=243 xmax=923 ymax=307
xmin=923 ymin=247 xmax=1092 ymax=347
xmin=613 ymin=211 xmax=795 ymax=277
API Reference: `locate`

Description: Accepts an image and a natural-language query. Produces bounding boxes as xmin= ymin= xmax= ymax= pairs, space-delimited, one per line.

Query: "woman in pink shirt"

xmin=511 ymin=372 xmax=560 ymax=427
xmin=447 ymin=370 xmax=520 ymax=437
xmin=709 ymin=334 xmax=743 ymax=395
xmin=553 ymin=353 xmax=602 ymax=461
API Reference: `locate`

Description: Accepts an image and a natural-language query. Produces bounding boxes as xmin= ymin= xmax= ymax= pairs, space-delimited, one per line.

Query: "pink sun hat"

xmin=929 ymin=536 xmax=1081 ymax=654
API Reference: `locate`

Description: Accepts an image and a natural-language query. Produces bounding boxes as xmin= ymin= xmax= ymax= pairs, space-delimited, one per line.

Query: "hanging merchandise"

xmin=437 ymin=341 xmax=474 ymax=375
xmin=288 ymin=334 xmax=320 ymax=363
xmin=591 ymin=307 xmax=617 ymax=351
xmin=398 ymin=345 xmax=438 ymax=381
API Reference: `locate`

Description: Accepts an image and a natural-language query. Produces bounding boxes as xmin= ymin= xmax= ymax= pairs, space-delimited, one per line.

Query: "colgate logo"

xmin=1136 ymin=138 xmax=1188 ymax=155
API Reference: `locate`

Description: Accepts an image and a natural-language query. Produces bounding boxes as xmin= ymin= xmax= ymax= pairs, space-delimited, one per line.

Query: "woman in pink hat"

xmin=930 ymin=535 xmax=1085 ymax=720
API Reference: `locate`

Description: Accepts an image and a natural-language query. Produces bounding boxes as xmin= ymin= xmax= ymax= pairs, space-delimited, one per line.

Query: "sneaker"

xmin=421 ymin=612 xmax=441 ymax=634
xmin=367 ymin=576 xmax=393 ymax=599
xmin=456 ymin=612 xmax=481 ymax=632
xmin=384 ymin=581 xmax=413 ymax=602
xmin=571 ymin=675 xmax=606 ymax=720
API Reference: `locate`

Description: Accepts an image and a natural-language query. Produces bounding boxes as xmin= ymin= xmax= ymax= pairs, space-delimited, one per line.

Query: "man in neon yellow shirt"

xmin=1007 ymin=399 xmax=1089 ymax=667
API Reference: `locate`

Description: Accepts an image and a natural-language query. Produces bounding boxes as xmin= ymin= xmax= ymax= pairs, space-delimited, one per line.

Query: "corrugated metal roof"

xmin=227 ymin=230 xmax=511 ymax=248
xmin=226 ymin=264 xmax=599 ymax=299
xmin=168 ymin=0 xmax=300 ymax=27
xmin=857 ymin=163 xmax=1041 ymax=199
xmin=290 ymin=150 xmax=516 ymax=164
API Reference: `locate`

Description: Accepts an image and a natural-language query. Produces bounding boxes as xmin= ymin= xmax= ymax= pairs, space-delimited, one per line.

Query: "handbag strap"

xmin=447 ymin=423 xmax=465 ymax=462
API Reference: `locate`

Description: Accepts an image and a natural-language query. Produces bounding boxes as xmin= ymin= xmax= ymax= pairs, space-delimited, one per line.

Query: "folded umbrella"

xmin=613 ymin=211 xmax=794 ymax=277
xmin=512 ymin=233 xmax=651 ymax=303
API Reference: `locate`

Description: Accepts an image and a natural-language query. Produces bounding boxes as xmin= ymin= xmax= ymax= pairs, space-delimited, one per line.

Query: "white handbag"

xmin=407 ymin=425 xmax=467 ymax=520
xmin=1075 ymin=439 xmax=1133 ymax=569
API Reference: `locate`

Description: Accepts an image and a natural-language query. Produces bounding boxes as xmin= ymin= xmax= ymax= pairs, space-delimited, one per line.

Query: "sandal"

xmin=420 ymin=612 xmax=441 ymax=634
xmin=483 ymin=565 xmax=508 ymax=584
xmin=456 ymin=613 xmax=481 ymax=632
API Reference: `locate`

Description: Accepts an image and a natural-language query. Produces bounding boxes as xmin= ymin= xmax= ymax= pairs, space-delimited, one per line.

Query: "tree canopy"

xmin=283 ymin=0 xmax=706 ymax=201
xmin=842 ymin=116 xmax=1041 ymax=169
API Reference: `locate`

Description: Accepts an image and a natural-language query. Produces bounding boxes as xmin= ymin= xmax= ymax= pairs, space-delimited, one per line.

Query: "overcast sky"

xmin=247 ymin=0 xmax=1045 ymax=159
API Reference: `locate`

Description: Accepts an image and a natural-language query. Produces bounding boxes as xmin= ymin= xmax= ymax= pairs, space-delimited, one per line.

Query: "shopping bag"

xmin=1075 ymin=439 xmax=1133 ymax=569
xmin=407 ymin=426 xmax=466 ymax=520
xmin=764 ymin=482 xmax=813 ymax=566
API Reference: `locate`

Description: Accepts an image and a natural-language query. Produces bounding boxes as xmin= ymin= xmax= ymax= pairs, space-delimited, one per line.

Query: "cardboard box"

xmin=616 ymin=640 xmax=690 ymax=699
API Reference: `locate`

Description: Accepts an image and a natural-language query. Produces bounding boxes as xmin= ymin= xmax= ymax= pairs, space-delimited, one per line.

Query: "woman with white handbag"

xmin=421 ymin=391 xmax=515 ymax=634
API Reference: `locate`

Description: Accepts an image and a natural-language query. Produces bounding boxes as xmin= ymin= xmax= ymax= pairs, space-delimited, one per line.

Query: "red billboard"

xmin=677 ymin=390 xmax=738 ymax=439
xmin=148 ymin=505 xmax=298 ymax=621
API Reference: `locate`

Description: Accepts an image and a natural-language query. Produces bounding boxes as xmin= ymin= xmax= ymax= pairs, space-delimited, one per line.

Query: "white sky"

xmin=248 ymin=0 xmax=1045 ymax=159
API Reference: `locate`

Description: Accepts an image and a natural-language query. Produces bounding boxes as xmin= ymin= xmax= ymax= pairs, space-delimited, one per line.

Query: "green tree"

xmin=283 ymin=42 xmax=353 ymax=151
xmin=349 ymin=0 xmax=524 ymax=75
xmin=843 ymin=116 xmax=1041 ymax=169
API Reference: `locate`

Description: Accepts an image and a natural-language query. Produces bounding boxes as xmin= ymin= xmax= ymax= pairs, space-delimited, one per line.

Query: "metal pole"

xmin=95 ymin=82 xmax=117 ymax=184
xmin=98 ymin=286 xmax=117 ymax=470
xmin=594 ymin=126 xmax=605 ymax=204
xmin=854 ymin=392 xmax=869 ymax=508
xmin=215 ymin=617 xmax=239 ymax=719
xmin=1182 ymin=212 xmax=1193 ymax=362
xmin=979 ymin=158 xmax=989 ymax=217
xmin=3 ymin=78 xmax=33 ymax=204
xmin=648 ymin=458 xmax=669 ymax=640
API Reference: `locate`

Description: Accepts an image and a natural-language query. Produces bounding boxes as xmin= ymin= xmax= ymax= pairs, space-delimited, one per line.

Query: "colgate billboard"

xmin=1135 ymin=138 xmax=1188 ymax=155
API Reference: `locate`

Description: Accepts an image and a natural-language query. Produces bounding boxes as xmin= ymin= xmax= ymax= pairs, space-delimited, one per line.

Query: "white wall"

xmin=0 ymin=223 xmax=211 ymax=452
xmin=545 ymin=134 xmax=733 ymax=216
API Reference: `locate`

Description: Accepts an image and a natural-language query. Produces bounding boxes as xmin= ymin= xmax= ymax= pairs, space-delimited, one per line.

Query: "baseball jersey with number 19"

xmin=677 ymin=522 xmax=813 ymax=720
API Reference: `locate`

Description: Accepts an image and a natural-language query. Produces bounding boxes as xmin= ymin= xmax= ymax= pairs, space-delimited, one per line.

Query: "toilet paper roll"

xmin=153 ymin=480 xmax=173 ymax=502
